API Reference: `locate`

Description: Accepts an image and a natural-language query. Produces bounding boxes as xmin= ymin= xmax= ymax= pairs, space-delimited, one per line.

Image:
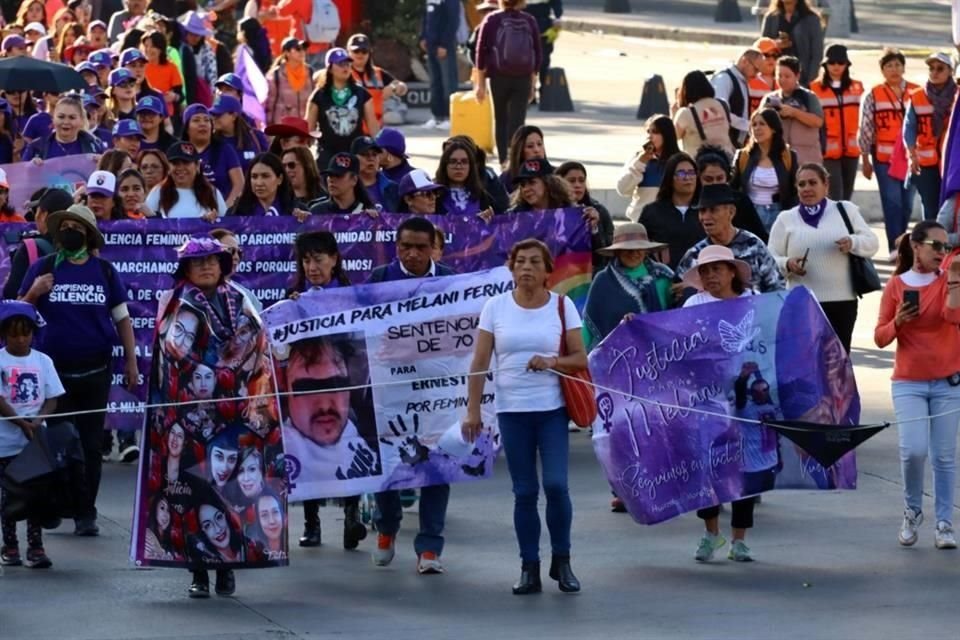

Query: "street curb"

xmin=561 ymin=17 xmax=934 ymax=53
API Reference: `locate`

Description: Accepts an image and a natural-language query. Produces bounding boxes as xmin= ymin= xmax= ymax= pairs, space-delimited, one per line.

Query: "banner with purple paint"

xmin=261 ymin=268 xmax=510 ymax=500
xmin=4 ymin=155 xmax=97 ymax=211
xmin=0 ymin=210 xmax=591 ymax=431
xmin=589 ymin=288 xmax=860 ymax=525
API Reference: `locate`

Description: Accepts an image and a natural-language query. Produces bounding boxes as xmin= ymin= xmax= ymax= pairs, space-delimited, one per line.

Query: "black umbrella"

xmin=0 ymin=56 xmax=86 ymax=93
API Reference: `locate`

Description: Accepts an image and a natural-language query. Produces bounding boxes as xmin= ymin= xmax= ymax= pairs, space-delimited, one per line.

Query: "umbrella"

xmin=0 ymin=56 xmax=86 ymax=93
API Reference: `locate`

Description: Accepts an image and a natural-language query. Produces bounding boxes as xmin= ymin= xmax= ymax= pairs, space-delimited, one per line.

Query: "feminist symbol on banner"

xmin=718 ymin=310 xmax=761 ymax=353
xmin=284 ymin=455 xmax=302 ymax=490
xmin=597 ymin=393 xmax=614 ymax=433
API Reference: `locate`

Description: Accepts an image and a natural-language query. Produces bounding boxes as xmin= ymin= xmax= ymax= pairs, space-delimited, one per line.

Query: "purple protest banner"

xmin=2 ymin=155 xmax=97 ymax=212
xmin=1 ymin=210 xmax=592 ymax=431
xmin=589 ymin=288 xmax=860 ymax=525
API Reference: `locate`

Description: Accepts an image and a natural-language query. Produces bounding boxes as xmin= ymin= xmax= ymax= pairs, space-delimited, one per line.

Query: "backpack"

xmin=304 ymin=0 xmax=341 ymax=44
xmin=689 ymin=101 xmax=731 ymax=144
xmin=722 ymin=69 xmax=746 ymax=147
xmin=492 ymin=12 xmax=536 ymax=77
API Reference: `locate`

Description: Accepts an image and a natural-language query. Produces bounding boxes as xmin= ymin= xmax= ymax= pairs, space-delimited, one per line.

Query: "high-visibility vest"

xmin=352 ymin=66 xmax=386 ymax=125
xmin=748 ymin=75 xmax=777 ymax=115
xmin=870 ymin=81 xmax=919 ymax=163
xmin=908 ymin=87 xmax=948 ymax=168
xmin=810 ymin=79 xmax=863 ymax=159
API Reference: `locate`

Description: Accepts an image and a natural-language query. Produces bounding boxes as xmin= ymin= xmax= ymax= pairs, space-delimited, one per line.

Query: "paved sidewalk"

xmin=561 ymin=0 xmax=952 ymax=50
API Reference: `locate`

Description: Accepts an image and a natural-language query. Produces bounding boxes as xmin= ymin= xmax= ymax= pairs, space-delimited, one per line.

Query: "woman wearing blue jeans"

xmin=464 ymin=238 xmax=586 ymax=595
xmin=875 ymin=221 xmax=960 ymax=549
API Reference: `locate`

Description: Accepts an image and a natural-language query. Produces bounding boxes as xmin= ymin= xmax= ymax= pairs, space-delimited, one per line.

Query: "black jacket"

xmin=731 ymin=146 xmax=799 ymax=210
xmin=367 ymin=261 xmax=456 ymax=283
xmin=638 ymin=199 xmax=706 ymax=270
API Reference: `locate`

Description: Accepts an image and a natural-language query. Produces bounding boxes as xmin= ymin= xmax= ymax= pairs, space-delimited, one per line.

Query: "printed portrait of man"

xmin=280 ymin=333 xmax=380 ymax=482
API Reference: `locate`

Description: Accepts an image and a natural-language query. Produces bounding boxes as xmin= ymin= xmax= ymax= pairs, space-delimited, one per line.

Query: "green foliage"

xmin=363 ymin=0 xmax=423 ymax=50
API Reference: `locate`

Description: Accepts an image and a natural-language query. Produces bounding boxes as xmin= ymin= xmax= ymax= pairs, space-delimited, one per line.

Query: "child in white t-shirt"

xmin=0 ymin=302 xmax=65 ymax=570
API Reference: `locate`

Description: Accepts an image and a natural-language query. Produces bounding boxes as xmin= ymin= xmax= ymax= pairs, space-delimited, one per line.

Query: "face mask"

xmin=60 ymin=227 xmax=87 ymax=252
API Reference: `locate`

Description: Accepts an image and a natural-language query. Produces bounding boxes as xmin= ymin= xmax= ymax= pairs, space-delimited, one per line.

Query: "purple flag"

xmin=235 ymin=45 xmax=268 ymax=126
xmin=589 ymin=288 xmax=860 ymax=525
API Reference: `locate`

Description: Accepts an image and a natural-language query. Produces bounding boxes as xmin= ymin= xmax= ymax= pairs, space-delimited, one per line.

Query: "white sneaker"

xmin=421 ymin=118 xmax=439 ymax=129
xmin=898 ymin=508 xmax=923 ymax=546
xmin=372 ymin=534 xmax=396 ymax=567
xmin=935 ymin=521 xmax=957 ymax=549
xmin=416 ymin=551 xmax=444 ymax=574
xmin=434 ymin=120 xmax=450 ymax=131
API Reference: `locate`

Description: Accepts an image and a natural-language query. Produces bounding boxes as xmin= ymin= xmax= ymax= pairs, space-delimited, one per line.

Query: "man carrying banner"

xmin=676 ymin=184 xmax=785 ymax=294
xmin=367 ymin=217 xmax=455 ymax=574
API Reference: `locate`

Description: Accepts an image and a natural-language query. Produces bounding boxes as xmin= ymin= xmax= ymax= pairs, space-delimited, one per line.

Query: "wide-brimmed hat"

xmin=697 ymin=183 xmax=737 ymax=209
xmin=681 ymin=245 xmax=752 ymax=290
xmin=597 ymin=223 xmax=666 ymax=255
xmin=821 ymin=43 xmax=851 ymax=67
xmin=173 ymin=236 xmax=233 ymax=281
xmin=398 ymin=169 xmax=446 ymax=198
xmin=513 ymin=158 xmax=554 ymax=186
xmin=179 ymin=11 xmax=212 ymax=37
xmin=47 ymin=204 xmax=104 ymax=250
xmin=264 ymin=115 xmax=320 ymax=139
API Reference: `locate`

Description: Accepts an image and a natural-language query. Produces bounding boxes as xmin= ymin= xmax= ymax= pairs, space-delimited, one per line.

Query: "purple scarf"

xmin=798 ymin=198 xmax=828 ymax=228
xmin=927 ymin=78 xmax=958 ymax=137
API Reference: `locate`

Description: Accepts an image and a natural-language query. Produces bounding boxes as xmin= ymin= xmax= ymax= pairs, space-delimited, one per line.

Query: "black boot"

xmin=299 ymin=524 xmax=321 ymax=547
xmin=512 ymin=561 xmax=542 ymax=595
xmin=188 ymin=570 xmax=209 ymax=598
xmin=215 ymin=569 xmax=235 ymax=596
xmin=549 ymin=555 xmax=581 ymax=593
xmin=342 ymin=501 xmax=367 ymax=550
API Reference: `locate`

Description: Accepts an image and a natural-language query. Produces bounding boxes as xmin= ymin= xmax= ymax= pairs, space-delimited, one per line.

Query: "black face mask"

xmin=60 ymin=228 xmax=87 ymax=252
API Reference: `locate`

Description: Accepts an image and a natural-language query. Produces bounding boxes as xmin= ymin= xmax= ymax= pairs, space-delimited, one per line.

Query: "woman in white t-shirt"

xmin=673 ymin=70 xmax=735 ymax=158
xmin=145 ymin=141 xmax=227 ymax=219
xmin=463 ymin=239 xmax=586 ymax=596
xmin=682 ymin=245 xmax=775 ymax=565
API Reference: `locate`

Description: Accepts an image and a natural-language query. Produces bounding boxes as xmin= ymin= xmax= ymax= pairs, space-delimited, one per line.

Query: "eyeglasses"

xmin=412 ymin=191 xmax=438 ymax=199
xmin=674 ymin=169 xmax=697 ymax=179
xmin=921 ymin=239 xmax=953 ymax=253
xmin=226 ymin=247 xmax=243 ymax=258
xmin=283 ymin=161 xmax=299 ymax=170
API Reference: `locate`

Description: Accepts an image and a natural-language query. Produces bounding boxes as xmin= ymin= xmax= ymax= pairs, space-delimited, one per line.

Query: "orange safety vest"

xmin=748 ymin=75 xmax=777 ymax=115
xmin=870 ymin=81 xmax=919 ymax=163
xmin=810 ymin=79 xmax=864 ymax=159
xmin=352 ymin=66 xmax=386 ymax=125
xmin=909 ymin=87 xmax=948 ymax=168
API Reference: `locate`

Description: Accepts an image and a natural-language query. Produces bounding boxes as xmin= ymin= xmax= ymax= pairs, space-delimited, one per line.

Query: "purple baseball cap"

xmin=108 ymin=68 xmax=135 ymax=87
xmin=1 ymin=35 xmax=25 ymax=52
xmin=135 ymin=95 xmax=165 ymax=116
xmin=75 ymin=61 xmax=98 ymax=75
xmin=215 ymin=72 xmax=243 ymax=92
xmin=375 ymin=127 xmax=407 ymax=157
xmin=113 ymin=119 xmax=144 ymax=139
xmin=209 ymin=94 xmax=242 ymax=116
xmin=325 ymin=47 xmax=350 ymax=66
xmin=120 ymin=47 xmax=146 ymax=67
xmin=182 ymin=103 xmax=210 ymax=125
xmin=88 ymin=49 xmax=113 ymax=69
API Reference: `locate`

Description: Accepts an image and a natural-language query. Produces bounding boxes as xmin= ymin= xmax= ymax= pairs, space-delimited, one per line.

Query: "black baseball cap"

xmin=166 ymin=141 xmax=201 ymax=162
xmin=29 ymin=187 xmax=74 ymax=214
xmin=347 ymin=34 xmax=371 ymax=51
xmin=350 ymin=136 xmax=382 ymax=155
xmin=321 ymin=152 xmax=360 ymax=176
xmin=512 ymin=158 xmax=555 ymax=186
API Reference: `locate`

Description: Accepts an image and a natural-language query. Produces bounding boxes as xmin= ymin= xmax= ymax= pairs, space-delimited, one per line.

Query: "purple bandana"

xmin=799 ymin=199 xmax=828 ymax=228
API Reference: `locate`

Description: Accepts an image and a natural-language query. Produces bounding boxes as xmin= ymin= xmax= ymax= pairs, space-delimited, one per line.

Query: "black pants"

xmin=823 ymin=157 xmax=859 ymax=202
xmin=303 ymin=495 xmax=360 ymax=527
xmin=820 ymin=299 xmax=858 ymax=354
xmin=57 ymin=364 xmax=112 ymax=520
xmin=0 ymin=457 xmax=42 ymax=549
xmin=697 ymin=499 xmax=756 ymax=530
xmin=490 ymin=74 xmax=532 ymax=165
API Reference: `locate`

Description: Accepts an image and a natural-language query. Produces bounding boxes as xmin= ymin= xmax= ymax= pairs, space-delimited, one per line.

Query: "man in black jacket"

xmin=367 ymin=217 xmax=454 ymax=575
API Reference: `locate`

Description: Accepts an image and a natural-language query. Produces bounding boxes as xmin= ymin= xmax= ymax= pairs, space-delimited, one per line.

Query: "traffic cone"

xmin=636 ymin=74 xmax=669 ymax=120
xmin=539 ymin=68 xmax=574 ymax=112
xmin=715 ymin=0 xmax=742 ymax=22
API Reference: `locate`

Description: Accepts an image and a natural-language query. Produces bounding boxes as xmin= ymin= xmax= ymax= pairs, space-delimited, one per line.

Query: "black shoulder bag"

xmin=836 ymin=201 xmax=882 ymax=297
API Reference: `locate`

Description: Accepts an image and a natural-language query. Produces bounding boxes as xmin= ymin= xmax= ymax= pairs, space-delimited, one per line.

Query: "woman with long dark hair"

xmin=499 ymin=125 xmax=547 ymax=194
xmin=435 ymin=138 xmax=499 ymax=216
xmin=557 ymin=161 xmax=614 ymax=270
xmin=636 ymin=151 xmax=702 ymax=270
xmin=673 ymin=70 xmax=734 ymax=157
xmin=230 ymin=153 xmax=304 ymax=217
xmin=182 ymin=104 xmax=244 ymax=208
xmin=0 ymin=99 xmax=18 ymax=163
xmin=732 ymin=108 xmax=799 ymax=231
xmin=760 ymin=0 xmax=824 ymax=86
xmin=616 ymin=115 xmax=681 ymax=221
xmin=141 ymin=30 xmax=183 ymax=119
xmin=211 ymin=95 xmax=266 ymax=174
xmin=282 ymin=147 xmax=325 ymax=208
xmin=507 ymin=159 xmax=572 ymax=213
xmin=146 ymin=141 xmax=226 ymax=219
xmin=307 ymin=48 xmax=378 ymax=168
xmin=876 ymin=220 xmax=960 ymax=551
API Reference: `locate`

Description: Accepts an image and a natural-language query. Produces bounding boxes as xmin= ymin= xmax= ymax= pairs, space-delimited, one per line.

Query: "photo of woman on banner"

xmin=245 ymin=484 xmax=288 ymax=562
xmin=134 ymin=235 xmax=287 ymax=601
xmin=277 ymin=331 xmax=381 ymax=485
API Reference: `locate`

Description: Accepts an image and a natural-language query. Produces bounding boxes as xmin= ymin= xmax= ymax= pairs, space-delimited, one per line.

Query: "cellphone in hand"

xmin=799 ymin=248 xmax=810 ymax=267
xmin=903 ymin=289 xmax=920 ymax=309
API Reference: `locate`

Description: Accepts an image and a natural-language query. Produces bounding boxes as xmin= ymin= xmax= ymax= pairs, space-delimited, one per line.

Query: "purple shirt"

xmin=381 ymin=161 xmax=416 ymax=184
xmin=22 ymin=136 xmax=85 ymax=161
xmin=18 ymin=257 xmax=127 ymax=364
xmin=22 ymin=112 xmax=52 ymax=141
xmin=199 ymin=141 xmax=241 ymax=199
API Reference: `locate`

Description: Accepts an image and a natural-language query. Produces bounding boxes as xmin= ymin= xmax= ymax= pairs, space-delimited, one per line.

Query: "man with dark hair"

xmin=2 ymin=188 xmax=74 ymax=300
xmin=366 ymin=217 xmax=454 ymax=574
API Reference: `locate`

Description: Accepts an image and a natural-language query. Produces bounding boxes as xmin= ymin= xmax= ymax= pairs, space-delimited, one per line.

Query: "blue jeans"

xmin=374 ymin=484 xmax=450 ymax=555
xmin=498 ymin=407 xmax=572 ymax=563
xmin=910 ymin=165 xmax=941 ymax=222
xmin=756 ymin=203 xmax=782 ymax=232
xmin=427 ymin=46 xmax=459 ymax=120
xmin=874 ymin=157 xmax=916 ymax=252
xmin=892 ymin=380 xmax=960 ymax=524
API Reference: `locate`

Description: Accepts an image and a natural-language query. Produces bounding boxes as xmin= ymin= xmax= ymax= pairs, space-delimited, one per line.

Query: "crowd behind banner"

xmin=2 ymin=0 xmax=960 ymax=604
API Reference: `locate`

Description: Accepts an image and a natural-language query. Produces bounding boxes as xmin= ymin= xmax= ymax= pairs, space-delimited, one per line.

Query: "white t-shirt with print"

xmin=479 ymin=292 xmax=583 ymax=413
xmin=0 ymin=348 xmax=65 ymax=457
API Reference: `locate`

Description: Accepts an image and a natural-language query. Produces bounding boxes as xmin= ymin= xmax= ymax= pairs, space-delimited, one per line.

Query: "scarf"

xmin=798 ymin=198 xmax=828 ymax=228
xmin=927 ymin=78 xmax=957 ymax=137
xmin=285 ymin=62 xmax=308 ymax=93
xmin=583 ymin=258 xmax=674 ymax=348
xmin=54 ymin=247 xmax=88 ymax=268
xmin=197 ymin=42 xmax=218 ymax=87
xmin=180 ymin=282 xmax=241 ymax=341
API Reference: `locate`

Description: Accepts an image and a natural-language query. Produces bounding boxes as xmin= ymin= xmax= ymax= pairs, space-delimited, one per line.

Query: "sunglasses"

xmin=283 ymin=161 xmax=298 ymax=170
xmin=921 ymin=239 xmax=953 ymax=253
xmin=412 ymin=191 xmax=438 ymax=199
xmin=116 ymin=80 xmax=136 ymax=88
xmin=226 ymin=247 xmax=243 ymax=258
xmin=674 ymin=169 xmax=697 ymax=179
xmin=763 ymin=52 xmax=779 ymax=59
